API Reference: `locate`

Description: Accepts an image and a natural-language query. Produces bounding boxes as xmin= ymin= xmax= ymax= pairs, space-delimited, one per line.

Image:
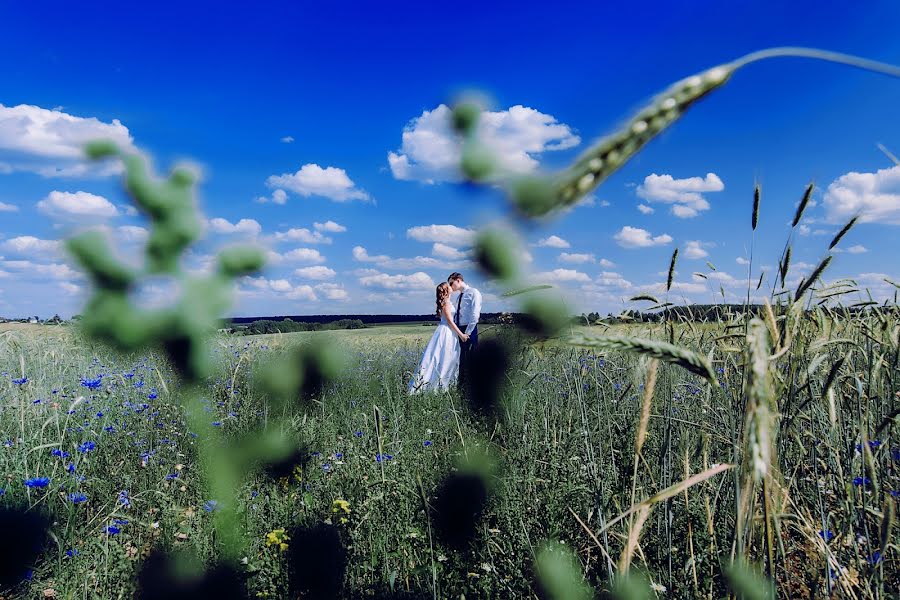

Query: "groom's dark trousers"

xmin=458 ymin=324 xmax=478 ymax=393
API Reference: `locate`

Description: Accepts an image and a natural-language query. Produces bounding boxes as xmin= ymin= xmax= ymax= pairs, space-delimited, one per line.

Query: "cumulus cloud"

xmin=834 ymin=244 xmax=868 ymax=254
xmin=0 ymin=259 xmax=79 ymax=280
xmin=352 ymin=245 xmax=455 ymax=270
xmin=534 ymin=235 xmax=570 ymax=249
xmin=208 ymin=217 xmax=262 ymax=237
xmin=636 ymin=172 xmax=724 ymax=218
xmin=736 ymin=257 xmax=750 ymax=266
xmin=0 ymin=104 xmax=136 ymax=177
xmin=280 ymin=136 xmax=294 ymax=144
xmin=432 ymin=243 xmax=468 ymax=260
xmin=406 ymin=224 xmax=476 ymax=247
xmin=534 ymin=268 xmax=590 ymax=283
xmin=293 ymin=266 xmax=336 ymax=280
xmin=59 ymin=281 xmax=82 ymax=296
xmin=358 ymin=270 xmax=436 ymax=290
xmin=314 ymin=220 xmax=347 ymax=233
xmin=614 ymin=226 xmax=672 ymax=249
xmin=256 ymin=189 xmax=288 ymax=205
xmin=0 ymin=201 xmax=18 ymax=212
xmin=684 ymin=240 xmax=712 ymax=259
xmin=822 ymin=164 xmax=900 ymax=224
xmin=559 ymin=252 xmax=595 ymax=264
xmin=116 ymin=225 xmax=148 ymax=242
xmin=266 ymin=163 xmax=370 ymax=202
xmin=599 ymin=258 xmax=616 ymax=268
xmin=242 ymin=276 xmax=317 ymax=301
xmin=315 ymin=282 xmax=349 ymax=301
xmin=282 ymin=248 xmax=326 ymax=263
xmin=37 ymin=190 xmax=118 ymax=220
xmin=273 ymin=228 xmax=332 ymax=244
xmin=637 ymin=204 xmax=655 ymax=215
xmin=388 ymin=104 xmax=579 ymax=183
xmin=0 ymin=236 xmax=60 ymax=256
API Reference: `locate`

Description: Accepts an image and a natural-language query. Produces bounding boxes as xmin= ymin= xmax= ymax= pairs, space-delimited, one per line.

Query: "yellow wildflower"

xmin=331 ymin=499 xmax=351 ymax=524
xmin=265 ymin=528 xmax=290 ymax=552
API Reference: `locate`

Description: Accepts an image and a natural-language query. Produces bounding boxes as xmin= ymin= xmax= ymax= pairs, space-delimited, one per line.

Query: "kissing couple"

xmin=408 ymin=272 xmax=482 ymax=394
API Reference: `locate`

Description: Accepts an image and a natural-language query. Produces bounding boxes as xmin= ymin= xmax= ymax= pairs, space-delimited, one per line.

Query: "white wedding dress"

xmin=408 ymin=299 xmax=461 ymax=394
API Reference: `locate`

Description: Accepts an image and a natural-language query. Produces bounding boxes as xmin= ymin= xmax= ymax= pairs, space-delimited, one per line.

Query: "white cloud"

xmin=352 ymin=245 xmax=456 ymax=270
xmin=266 ymin=163 xmax=369 ymax=202
xmin=0 ymin=236 xmax=60 ymax=256
xmin=280 ymin=136 xmax=294 ymax=144
xmin=116 ymin=225 xmax=148 ymax=242
xmin=313 ymin=220 xmax=347 ymax=233
xmin=358 ymin=270 xmax=436 ymax=290
xmin=282 ymin=248 xmax=326 ymax=263
xmin=535 ymin=235 xmax=570 ymax=249
xmin=534 ymin=268 xmax=590 ymax=283
xmin=406 ymin=224 xmax=475 ymax=247
xmin=432 ymin=243 xmax=467 ymax=260
xmin=273 ymin=228 xmax=332 ymax=244
xmin=736 ymin=257 xmax=750 ymax=266
xmin=595 ymin=271 xmax=632 ymax=288
xmin=846 ymin=244 xmax=868 ymax=254
xmin=637 ymin=204 xmax=655 ymax=215
xmin=0 ymin=104 xmax=135 ymax=177
xmin=0 ymin=201 xmax=18 ymax=212
xmin=684 ymin=240 xmax=711 ymax=259
xmin=636 ymin=172 xmax=724 ymax=218
xmin=798 ymin=224 xmax=811 ymax=236
xmin=241 ymin=276 xmax=317 ymax=301
xmin=37 ymin=190 xmax=118 ymax=219
xmin=614 ymin=226 xmax=672 ymax=249
xmin=599 ymin=258 xmax=615 ymax=268
xmin=388 ymin=104 xmax=579 ymax=183
xmin=315 ymin=282 xmax=349 ymax=301
xmin=208 ymin=217 xmax=262 ymax=237
xmin=59 ymin=281 xmax=82 ymax=296
xmin=559 ymin=252 xmax=595 ymax=264
xmin=0 ymin=259 xmax=79 ymax=280
xmin=294 ymin=266 xmax=336 ymax=280
xmin=256 ymin=189 xmax=288 ymax=205
xmin=823 ymin=164 xmax=900 ymax=224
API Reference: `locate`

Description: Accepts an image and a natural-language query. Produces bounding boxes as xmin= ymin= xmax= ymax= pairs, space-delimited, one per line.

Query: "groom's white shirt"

xmin=456 ymin=283 xmax=482 ymax=335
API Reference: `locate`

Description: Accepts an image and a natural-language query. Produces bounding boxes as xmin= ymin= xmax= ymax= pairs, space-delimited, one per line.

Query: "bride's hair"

xmin=435 ymin=282 xmax=450 ymax=316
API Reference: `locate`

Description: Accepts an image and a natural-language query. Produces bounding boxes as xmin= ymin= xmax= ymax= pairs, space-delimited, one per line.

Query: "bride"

xmin=408 ymin=282 xmax=469 ymax=394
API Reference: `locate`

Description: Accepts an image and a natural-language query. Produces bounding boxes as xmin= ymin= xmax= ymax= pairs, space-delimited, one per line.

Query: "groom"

xmin=448 ymin=272 xmax=482 ymax=392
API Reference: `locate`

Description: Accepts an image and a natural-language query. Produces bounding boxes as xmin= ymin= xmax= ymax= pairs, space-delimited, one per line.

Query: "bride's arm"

xmin=442 ymin=302 xmax=468 ymax=341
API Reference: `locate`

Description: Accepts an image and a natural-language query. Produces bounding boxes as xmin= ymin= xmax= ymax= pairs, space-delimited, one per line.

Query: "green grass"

xmin=1 ymin=318 xmax=897 ymax=598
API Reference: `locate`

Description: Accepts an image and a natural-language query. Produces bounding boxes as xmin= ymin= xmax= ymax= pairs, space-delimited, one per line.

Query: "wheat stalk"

xmin=828 ymin=216 xmax=859 ymax=250
xmin=567 ymin=332 xmax=718 ymax=384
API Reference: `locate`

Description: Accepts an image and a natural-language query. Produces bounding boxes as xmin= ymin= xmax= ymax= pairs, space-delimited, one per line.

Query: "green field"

xmin=1 ymin=316 xmax=897 ymax=598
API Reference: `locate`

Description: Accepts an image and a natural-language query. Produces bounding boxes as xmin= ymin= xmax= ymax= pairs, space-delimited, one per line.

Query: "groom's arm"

xmin=464 ymin=289 xmax=482 ymax=335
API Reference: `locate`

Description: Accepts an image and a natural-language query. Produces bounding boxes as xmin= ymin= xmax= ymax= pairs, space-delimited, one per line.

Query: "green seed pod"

xmin=217 ymin=246 xmax=267 ymax=278
xmin=535 ymin=543 xmax=594 ymax=600
xmin=67 ymin=232 xmax=136 ymax=292
xmin=474 ymin=229 xmax=519 ymax=282
xmin=460 ymin=139 xmax=495 ymax=181
xmin=519 ymin=296 xmax=570 ymax=337
xmin=84 ymin=139 xmax=119 ymax=160
xmin=511 ymin=175 xmax=557 ymax=218
xmin=451 ymin=102 xmax=481 ymax=135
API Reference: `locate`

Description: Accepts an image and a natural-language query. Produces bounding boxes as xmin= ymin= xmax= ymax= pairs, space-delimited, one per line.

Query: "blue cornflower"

xmin=203 ymin=500 xmax=219 ymax=512
xmin=868 ymin=440 xmax=882 ymax=449
xmin=868 ymin=551 xmax=882 ymax=565
xmin=104 ymin=426 xmax=115 ymax=433
xmin=354 ymin=431 xmax=363 ymax=437
xmin=375 ymin=453 xmax=393 ymax=463
xmin=148 ymin=391 xmax=158 ymax=400
xmin=51 ymin=389 xmax=58 ymax=394
xmin=0 ymin=488 xmax=5 ymax=496
xmin=12 ymin=376 xmax=28 ymax=385
xmin=80 ymin=377 xmax=102 ymax=390
xmin=818 ymin=529 xmax=835 ymax=542
xmin=66 ymin=463 xmax=75 ymax=474
xmin=113 ymin=518 xmax=129 ymax=525
xmin=852 ymin=476 xmax=871 ymax=487
xmin=251 ymin=490 xmax=259 ymax=498
xmin=211 ymin=421 xmax=222 ymax=427
xmin=65 ymin=549 xmax=78 ymax=558
xmin=334 ymin=452 xmax=343 ymax=459
xmin=106 ymin=525 xmax=120 ymax=535
xmin=51 ymin=448 xmax=70 ymax=458
xmin=77 ymin=441 xmax=96 ymax=453
xmin=423 ymin=440 xmax=433 ymax=447
xmin=32 ymin=399 xmax=41 ymax=404
xmin=890 ymin=490 xmax=899 ymax=499
xmin=165 ymin=473 xmax=179 ymax=481
xmin=24 ymin=477 xmax=50 ymax=488
xmin=134 ymin=380 xmax=145 ymax=389
xmin=96 ymin=411 xmax=103 ymax=418
xmin=68 ymin=493 xmax=88 ymax=504
xmin=118 ymin=490 xmax=130 ymax=507
xmin=2 ymin=440 xmax=12 ymax=447
xmin=322 ymin=463 xmax=331 ymax=472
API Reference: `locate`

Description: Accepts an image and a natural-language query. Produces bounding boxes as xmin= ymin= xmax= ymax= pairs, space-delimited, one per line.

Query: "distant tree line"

xmin=235 ymin=318 xmax=366 ymax=335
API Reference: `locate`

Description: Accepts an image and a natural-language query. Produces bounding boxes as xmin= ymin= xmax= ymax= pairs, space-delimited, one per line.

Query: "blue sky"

xmin=1 ymin=1 xmax=899 ymax=318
